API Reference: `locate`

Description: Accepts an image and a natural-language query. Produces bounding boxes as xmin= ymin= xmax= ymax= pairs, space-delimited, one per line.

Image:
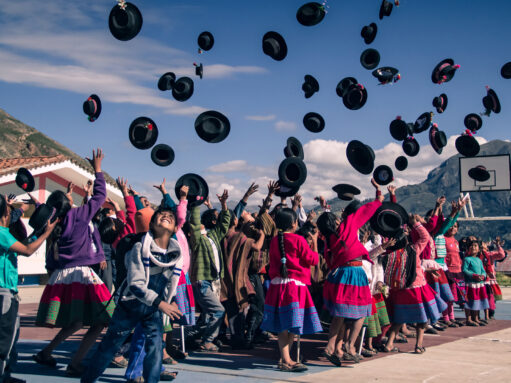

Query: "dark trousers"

xmin=245 ymin=274 xmax=264 ymax=342
xmin=0 ymin=291 xmax=19 ymax=383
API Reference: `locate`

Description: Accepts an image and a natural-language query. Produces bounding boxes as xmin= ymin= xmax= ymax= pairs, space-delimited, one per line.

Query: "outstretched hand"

xmin=217 ymin=189 xmax=229 ymax=209
xmin=243 ymin=182 xmax=259 ymax=202
xmin=86 ymin=148 xmax=104 ymax=173
xmin=371 ymin=178 xmax=380 ymax=190
xmin=179 ymin=185 xmax=189 ymax=200
xmin=116 ymin=177 xmax=129 ymax=197
xmin=267 ymin=180 xmax=279 ymax=196
xmin=387 ymin=185 xmax=396 ymax=194
xmin=153 ymin=178 xmax=167 ymax=195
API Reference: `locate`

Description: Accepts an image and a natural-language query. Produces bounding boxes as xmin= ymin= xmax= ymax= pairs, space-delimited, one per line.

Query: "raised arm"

xmin=258 ymin=180 xmax=278 ymax=216
xmin=80 ymin=149 xmax=107 ymax=221
xmin=211 ymin=190 xmax=231 ymax=241
xmin=10 ymin=218 xmax=58 ymax=256
xmin=189 ymin=205 xmax=202 ymax=250
xmin=154 ymin=178 xmax=177 ymax=211
xmin=233 ymin=182 xmax=258 ymax=219
xmin=410 ymin=215 xmax=429 ymax=255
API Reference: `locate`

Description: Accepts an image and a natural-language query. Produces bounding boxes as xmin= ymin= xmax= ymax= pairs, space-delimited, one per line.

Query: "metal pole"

xmin=296 ymin=335 xmax=301 ymax=363
xmin=460 ymin=193 xmax=469 ymax=218
xmin=181 ymin=325 xmax=186 ymax=354
xmin=467 ymin=194 xmax=475 ymax=217
xmin=358 ymin=327 xmax=366 ymax=355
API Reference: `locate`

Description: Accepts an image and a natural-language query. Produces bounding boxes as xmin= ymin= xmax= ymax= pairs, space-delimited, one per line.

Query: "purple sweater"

xmin=47 ymin=172 xmax=106 ymax=270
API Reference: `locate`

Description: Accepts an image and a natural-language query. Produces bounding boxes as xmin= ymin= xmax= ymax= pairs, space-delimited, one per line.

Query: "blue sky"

xmin=0 ymin=0 xmax=509 ymax=207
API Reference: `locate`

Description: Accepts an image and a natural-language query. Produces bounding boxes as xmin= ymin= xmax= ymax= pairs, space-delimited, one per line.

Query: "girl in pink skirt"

xmin=261 ymin=208 xmax=321 ymax=372
xmin=479 ymin=238 xmax=505 ymax=321
xmin=463 ymin=239 xmax=489 ymax=326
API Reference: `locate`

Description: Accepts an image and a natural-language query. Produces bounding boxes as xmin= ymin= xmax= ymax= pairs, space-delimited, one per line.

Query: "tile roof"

xmin=0 ymin=155 xmax=67 ymax=176
xmin=495 ymin=250 xmax=511 ymax=273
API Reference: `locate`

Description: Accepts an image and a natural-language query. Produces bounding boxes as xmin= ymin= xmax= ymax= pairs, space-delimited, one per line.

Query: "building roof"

xmin=0 ymin=155 xmax=67 ymax=176
xmin=495 ymin=250 xmax=511 ymax=273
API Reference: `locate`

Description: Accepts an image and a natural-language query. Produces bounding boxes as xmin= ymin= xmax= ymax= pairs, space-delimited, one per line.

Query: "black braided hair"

xmin=317 ymin=212 xmax=345 ymax=252
xmin=274 ymin=208 xmax=297 ymax=278
xmin=45 ymin=190 xmax=72 ymax=260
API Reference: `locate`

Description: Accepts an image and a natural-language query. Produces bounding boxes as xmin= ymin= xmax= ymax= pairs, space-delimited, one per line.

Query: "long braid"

xmin=278 ymin=230 xmax=288 ymax=278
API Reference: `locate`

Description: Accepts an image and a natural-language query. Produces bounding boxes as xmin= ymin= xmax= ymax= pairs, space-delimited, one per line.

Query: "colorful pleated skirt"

xmin=488 ymin=280 xmax=502 ymax=301
xmin=426 ymin=269 xmax=454 ymax=304
xmin=261 ymin=278 xmax=322 ymax=335
xmin=323 ymin=266 xmax=372 ymax=319
xmin=446 ymin=271 xmax=467 ymax=304
xmin=465 ymin=281 xmax=489 ymax=311
xmin=373 ymin=292 xmax=390 ymax=327
xmin=164 ymin=272 xmax=196 ymax=332
xmin=389 ymin=283 xmax=446 ymax=324
xmin=36 ymin=266 xmax=114 ymax=328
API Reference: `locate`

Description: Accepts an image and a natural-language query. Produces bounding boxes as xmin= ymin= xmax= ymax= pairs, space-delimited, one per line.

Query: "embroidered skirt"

xmin=465 ymin=281 xmax=489 ymax=311
xmin=446 ymin=271 xmax=467 ymax=304
xmin=389 ymin=283 xmax=446 ymax=324
xmin=426 ymin=269 xmax=454 ymax=304
xmin=261 ymin=278 xmax=322 ymax=335
xmin=36 ymin=266 xmax=114 ymax=328
xmin=323 ymin=266 xmax=372 ymax=319
xmin=373 ymin=292 xmax=390 ymax=327
xmin=363 ymin=298 xmax=381 ymax=338
xmin=164 ymin=272 xmax=196 ymax=331
xmin=488 ymin=280 xmax=502 ymax=301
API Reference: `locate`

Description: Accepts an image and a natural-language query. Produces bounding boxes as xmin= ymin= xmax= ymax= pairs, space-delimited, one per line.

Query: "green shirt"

xmin=0 ymin=226 xmax=19 ymax=292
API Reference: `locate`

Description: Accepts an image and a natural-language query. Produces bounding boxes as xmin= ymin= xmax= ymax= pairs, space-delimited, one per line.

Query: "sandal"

xmin=361 ymin=348 xmax=375 ymax=358
xmin=198 ymin=342 xmax=219 ymax=352
xmin=404 ymin=332 xmax=416 ymax=339
xmin=323 ymin=350 xmax=342 ymax=367
xmin=162 ymin=356 xmax=178 ymax=365
xmin=160 ymin=370 xmax=178 ymax=381
xmin=110 ymin=356 xmax=129 ymax=368
xmin=382 ymin=346 xmax=400 ymax=353
xmin=466 ymin=321 xmax=479 ymax=327
xmin=343 ymin=352 xmax=360 ymax=363
xmin=414 ymin=346 xmax=424 ymax=354
xmin=279 ymin=362 xmax=308 ymax=372
xmin=395 ymin=334 xmax=408 ymax=343
xmin=32 ymin=352 xmax=57 ymax=368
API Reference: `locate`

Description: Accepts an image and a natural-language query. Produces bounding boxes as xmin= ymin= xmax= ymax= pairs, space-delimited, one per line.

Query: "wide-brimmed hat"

xmin=284 ymin=137 xmax=304 ymax=159
xmin=370 ymin=202 xmax=409 ymax=238
xmin=172 ymin=77 xmax=194 ymax=102
xmin=151 ymin=144 xmax=175 ymax=167
xmin=501 ymin=62 xmax=511 ymax=79
xmin=28 ymin=204 xmax=57 ymax=237
xmin=296 ymin=2 xmax=326 ymax=26
xmin=302 ymin=75 xmax=319 ymax=98
xmin=262 ymin=31 xmax=287 ymax=61
xmin=464 ymin=113 xmax=482 ymax=132
xmin=429 ymin=124 xmax=447 ymax=154
xmin=431 ymin=58 xmax=459 ymax=84
xmin=336 ymin=77 xmax=357 ymax=98
xmin=174 ymin=173 xmax=209 ymax=207
xmin=194 ymin=63 xmax=203 ymax=79
xmin=16 ymin=168 xmax=35 ymax=192
xmin=195 ymin=110 xmax=230 ymax=143
xmin=432 ymin=93 xmax=448 ymax=114
xmin=395 ymin=156 xmax=408 ymax=171
xmin=198 ymin=31 xmax=214 ymax=51
xmin=414 ymin=112 xmax=433 ymax=134
xmin=158 ymin=72 xmax=176 ymax=91
xmin=379 ymin=0 xmax=393 ymax=19
xmin=343 ymin=83 xmax=368 ymax=110
xmin=389 ymin=116 xmax=410 ymax=141
xmin=332 ymin=184 xmax=361 ymax=201
xmin=346 ymin=140 xmax=375 ymax=175
xmin=373 ymin=165 xmax=394 ymax=186
xmin=108 ymin=2 xmax=143 ymax=41
xmin=83 ymin=94 xmax=101 ymax=122
xmin=303 ymin=112 xmax=325 ymax=133
xmin=278 ymin=157 xmax=307 ymax=188
xmin=275 ymin=184 xmax=300 ymax=198
xmin=372 ymin=66 xmax=398 ymax=84
xmin=455 ymin=134 xmax=480 ymax=157
xmin=360 ymin=48 xmax=380 ymax=70
xmin=402 ymin=136 xmax=420 ymax=157
xmin=482 ymin=87 xmax=501 ymax=114
xmin=468 ymin=165 xmax=490 ymax=182
xmin=129 ymin=117 xmax=158 ymax=150
xmin=361 ymin=23 xmax=378 ymax=44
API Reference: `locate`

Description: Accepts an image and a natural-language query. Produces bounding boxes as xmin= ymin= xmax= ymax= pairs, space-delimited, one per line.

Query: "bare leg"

xmin=69 ymin=323 xmax=105 ymax=368
xmin=346 ymin=318 xmax=364 ymax=355
xmin=384 ymin=323 xmax=401 ymax=350
xmin=39 ymin=321 xmax=83 ymax=358
xmin=325 ymin=316 xmax=344 ymax=357
xmin=278 ymin=331 xmax=294 ymax=366
xmin=415 ymin=323 xmax=426 ymax=348
xmin=163 ymin=333 xmax=171 ymax=360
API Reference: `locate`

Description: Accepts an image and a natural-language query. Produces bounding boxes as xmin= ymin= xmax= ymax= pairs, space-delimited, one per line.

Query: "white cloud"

xmin=245 ymin=114 xmax=277 ymax=121
xmin=275 ymin=120 xmax=297 ymax=131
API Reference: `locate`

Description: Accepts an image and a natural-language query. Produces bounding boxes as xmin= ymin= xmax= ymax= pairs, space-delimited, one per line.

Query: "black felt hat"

xmin=278 ymin=157 xmax=307 ymax=188
xmin=275 ymin=184 xmax=300 ymax=198
xmin=414 ymin=112 xmax=433 ymax=134
xmin=82 ymin=94 xmax=101 ymax=122
xmin=262 ymin=31 xmax=287 ymax=61
xmin=108 ymin=2 xmax=143 ymax=41
xmin=151 ymin=144 xmax=175 ymax=167
xmin=372 ymin=66 xmax=399 ymax=84
xmin=198 ymin=31 xmax=214 ymax=51
xmin=195 ymin=110 xmax=230 ymax=143
xmin=431 ymin=58 xmax=459 ymax=84
xmin=172 ymin=77 xmax=194 ymax=102
xmin=455 ymin=134 xmax=480 ymax=157
xmin=395 ymin=156 xmax=408 ymax=171
xmin=16 ymin=168 xmax=35 ymax=192
xmin=194 ymin=63 xmax=203 ymax=79
xmin=343 ymin=84 xmax=368 ymax=110
xmin=296 ymin=2 xmax=326 ymax=26
xmin=303 ymin=112 xmax=325 ymax=133
xmin=468 ymin=165 xmax=490 ymax=182
xmin=284 ymin=137 xmax=304 ymax=160
xmin=373 ymin=165 xmax=394 ymax=186
xmin=432 ymin=94 xmax=448 ymax=114
xmin=29 ymin=204 xmax=57 ymax=237
xmin=429 ymin=124 xmax=447 ymax=154
xmin=379 ymin=0 xmax=393 ymax=19
xmin=129 ymin=117 xmax=158 ymax=150
xmin=464 ymin=113 xmax=482 ymax=132
xmin=302 ymin=75 xmax=319 ymax=98
xmin=332 ymin=184 xmax=361 ymax=201
xmin=336 ymin=77 xmax=357 ymax=98
xmin=370 ymin=202 xmax=409 ymax=238
xmin=482 ymin=87 xmax=501 ymax=115
xmin=361 ymin=23 xmax=378 ymax=44
xmin=360 ymin=48 xmax=380 ymax=70
xmin=346 ymin=140 xmax=375 ymax=175
xmin=501 ymin=62 xmax=511 ymax=79
xmin=402 ymin=136 xmax=420 ymax=157
xmin=389 ymin=116 xmax=410 ymax=141
xmin=174 ymin=173 xmax=209 ymax=207
xmin=158 ymin=72 xmax=176 ymax=91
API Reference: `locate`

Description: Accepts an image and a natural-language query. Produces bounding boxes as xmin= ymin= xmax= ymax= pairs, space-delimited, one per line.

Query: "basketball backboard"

xmin=459 ymin=154 xmax=511 ymax=192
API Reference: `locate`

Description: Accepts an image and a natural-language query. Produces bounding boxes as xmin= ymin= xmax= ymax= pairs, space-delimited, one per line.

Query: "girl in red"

xmin=261 ymin=208 xmax=322 ymax=372
xmin=444 ymin=221 xmax=466 ymax=324
xmin=480 ymin=238 xmax=506 ymax=320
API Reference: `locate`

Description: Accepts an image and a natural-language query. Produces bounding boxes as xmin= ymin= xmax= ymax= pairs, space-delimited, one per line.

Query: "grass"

xmin=496 ymin=272 xmax=511 ymax=287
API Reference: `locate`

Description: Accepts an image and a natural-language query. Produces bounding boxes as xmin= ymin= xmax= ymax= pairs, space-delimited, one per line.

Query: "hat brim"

xmin=336 ymin=77 xmax=357 ymax=98
xmin=172 ymin=77 xmax=194 ymax=102
xmin=370 ymin=202 xmax=409 ymax=238
xmin=429 ymin=126 xmax=445 ymax=154
xmin=342 ymin=85 xmax=368 ymax=110
xmin=464 ymin=113 xmax=483 ymax=131
xmin=262 ymin=31 xmax=288 ymax=61
xmin=431 ymin=58 xmax=454 ymax=84
xmin=395 ymin=156 xmax=408 ymax=171
xmin=455 ymin=135 xmax=480 ymax=157
xmin=390 ymin=119 xmax=408 ymax=141
xmin=198 ymin=31 xmax=214 ymax=51
xmin=362 ymin=23 xmax=378 ymax=44
xmin=360 ymin=48 xmax=380 ymax=70
xmin=284 ymin=137 xmax=304 ymax=159
xmin=414 ymin=112 xmax=432 ymax=134
xmin=346 ymin=140 xmax=374 ymax=175
xmin=151 ymin=144 xmax=175 ymax=167
xmin=129 ymin=117 xmax=158 ymax=150
xmin=303 ymin=112 xmax=325 ymax=133
xmin=158 ymin=72 xmax=176 ymax=91
xmin=16 ymin=168 xmax=35 ymax=192
xmin=332 ymin=183 xmax=361 ymax=201
xmin=501 ymin=62 xmax=511 ymax=79
xmin=379 ymin=0 xmax=393 ymax=20
xmin=275 ymin=184 xmax=300 ymax=198
xmin=85 ymin=94 xmax=102 ymax=121
xmin=373 ymin=165 xmax=394 ymax=186
xmin=195 ymin=110 xmax=230 ymax=143
xmin=174 ymin=173 xmax=209 ymax=207
xmin=487 ymin=89 xmax=501 ymax=114
xmin=296 ymin=2 xmax=326 ymax=26
xmin=468 ymin=167 xmax=490 ymax=182
xmin=278 ymin=157 xmax=307 ymax=188
xmin=108 ymin=2 xmax=143 ymax=41
xmin=403 ymin=138 xmax=420 ymax=157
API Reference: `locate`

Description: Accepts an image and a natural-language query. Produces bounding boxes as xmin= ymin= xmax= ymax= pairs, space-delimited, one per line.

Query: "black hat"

xmin=262 ymin=31 xmax=287 ymax=61
xmin=16 ymin=168 xmax=35 ymax=192
xmin=151 ymin=144 xmax=175 ymax=167
xmin=284 ymin=137 xmax=304 ymax=159
xmin=414 ymin=112 xmax=433 ymax=134
xmin=501 ymin=62 xmax=511 ymax=79
xmin=343 ymin=84 xmax=368 ymax=110
xmin=464 ymin=113 xmax=482 ymax=132
xmin=174 ymin=173 xmax=209 ymax=207
xmin=379 ymin=0 xmax=393 ymax=19
xmin=108 ymin=2 xmax=143 ymax=41
xmin=336 ymin=77 xmax=357 ymax=98
xmin=332 ymin=184 xmax=361 ymax=201
xmin=373 ymin=165 xmax=394 ymax=186
xmin=172 ymin=77 xmax=194 ymax=102
xmin=198 ymin=31 xmax=214 ymax=51
xmin=395 ymin=156 xmax=408 ymax=171
xmin=482 ymin=87 xmax=501 ymax=115
xmin=158 ymin=72 xmax=176 ymax=91
xmin=468 ymin=165 xmax=490 ymax=182
xmin=389 ymin=116 xmax=410 ymax=141
xmin=455 ymin=134 xmax=480 ymax=157
xmin=432 ymin=94 xmax=448 ymax=114
xmin=195 ymin=110 xmax=230 ymax=143
xmin=83 ymin=94 xmax=101 ymax=122
xmin=129 ymin=117 xmax=158 ymax=150
xmin=402 ymin=136 xmax=419 ymax=157
xmin=370 ymin=202 xmax=409 ymax=238
xmin=361 ymin=23 xmax=378 ymax=44
xmin=302 ymin=75 xmax=319 ymax=98
xmin=346 ymin=140 xmax=375 ymax=175
xmin=29 ymin=204 xmax=57 ymax=237
xmin=360 ymin=48 xmax=381 ymax=70
xmin=387 ymin=228 xmax=408 ymax=251
xmin=296 ymin=2 xmax=326 ymax=26
xmin=194 ymin=63 xmax=203 ymax=79
xmin=278 ymin=157 xmax=307 ymax=188
xmin=275 ymin=184 xmax=300 ymax=198
xmin=303 ymin=112 xmax=325 ymax=133
xmin=431 ymin=58 xmax=459 ymax=84
xmin=429 ymin=124 xmax=447 ymax=154
xmin=372 ymin=66 xmax=399 ymax=84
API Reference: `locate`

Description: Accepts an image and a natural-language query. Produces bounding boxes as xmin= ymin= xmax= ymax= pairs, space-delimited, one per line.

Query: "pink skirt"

xmin=465 ymin=282 xmax=489 ymax=311
xmin=389 ymin=284 xmax=446 ymax=324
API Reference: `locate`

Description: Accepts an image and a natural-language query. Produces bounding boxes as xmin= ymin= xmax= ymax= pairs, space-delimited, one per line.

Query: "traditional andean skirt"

xmin=465 ymin=281 xmax=489 ymax=311
xmin=164 ymin=272 xmax=196 ymax=332
xmin=445 ymin=271 xmax=467 ymax=304
xmin=426 ymin=269 xmax=454 ymax=304
xmin=389 ymin=283 xmax=447 ymax=324
xmin=363 ymin=294 xmax=391 ymax=338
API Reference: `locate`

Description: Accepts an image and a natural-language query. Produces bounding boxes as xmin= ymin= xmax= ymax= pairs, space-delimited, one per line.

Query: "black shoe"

xmin=425 ymin=327 xmax=438 ymax=335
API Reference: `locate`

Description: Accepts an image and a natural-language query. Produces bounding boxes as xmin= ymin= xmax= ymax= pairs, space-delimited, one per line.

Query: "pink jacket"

xmin=480 ymin=247 xmax=506 ymax=281
xmin=113 ymin=195 xmax=137 ymax=249
xmin=176 ymin=199 xmax=190 ymax=274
